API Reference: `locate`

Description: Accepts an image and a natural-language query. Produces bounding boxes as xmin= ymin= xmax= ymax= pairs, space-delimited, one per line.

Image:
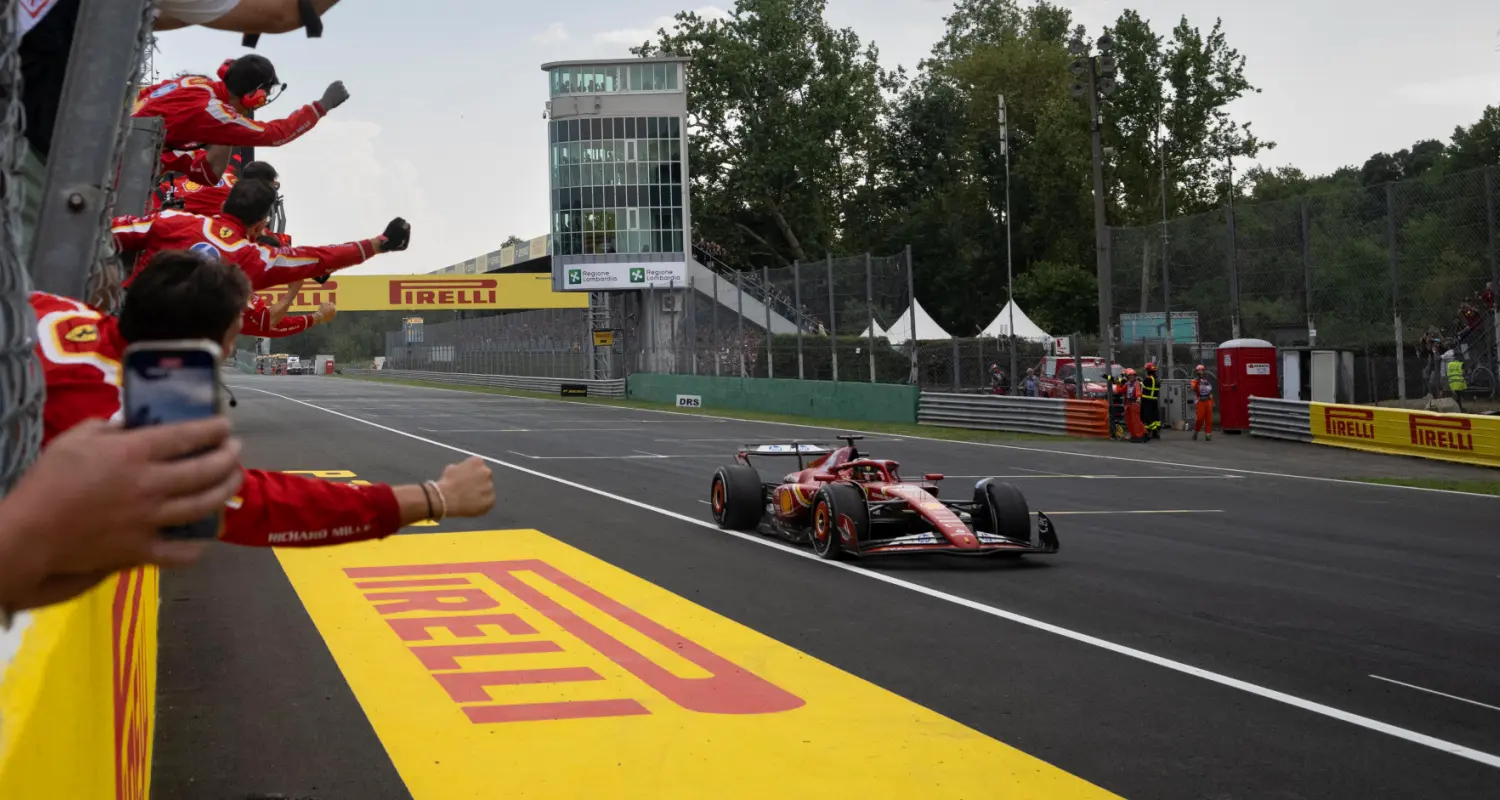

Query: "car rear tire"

xmin=811 ymin=483 xmax=867 ymax=560
xmin=710 ymin=465 xmax=763 ymax=531
xmin=972 ymin=479 xmax=1031 ymax=543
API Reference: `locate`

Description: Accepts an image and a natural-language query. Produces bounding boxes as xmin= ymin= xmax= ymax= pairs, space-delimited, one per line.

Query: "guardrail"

xmin=341 ymin=369 xmax=627 ymax=398
xmin=918 ymin=393 xmax=1108 ymax=437
xmin=1250 ymin=397 xmax=1500 ymax=467
xmin=1248 ymin=397 xmax=1314 ymax=442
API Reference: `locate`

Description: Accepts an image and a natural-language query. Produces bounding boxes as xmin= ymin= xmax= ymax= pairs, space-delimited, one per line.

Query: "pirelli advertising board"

xmin=1311 ymin=403 xmax=1500 ymax=468
xmin=252 ymin=274 xmax=587 ymax=313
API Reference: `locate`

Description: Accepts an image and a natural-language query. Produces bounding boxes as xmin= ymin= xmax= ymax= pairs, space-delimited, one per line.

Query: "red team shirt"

xmin=240 ymin=294 xmax=314 ymax=338
xmin=29 ymin=292 xmax=402 ymax=548
xmin=111 ymin=210 xmax=374 ymax=290
xmin=132 ymin=75 xmax=328 ymax=151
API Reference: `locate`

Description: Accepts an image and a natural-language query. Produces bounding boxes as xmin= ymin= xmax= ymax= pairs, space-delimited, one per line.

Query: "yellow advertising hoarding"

xmin=253 ymin=274 xmax=586 ymax=313
xmin=1309 ymin=402 xmax=1500 ymax=468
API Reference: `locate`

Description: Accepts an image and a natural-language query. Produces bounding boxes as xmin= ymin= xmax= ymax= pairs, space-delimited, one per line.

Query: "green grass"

xmin=338 ymin=373 xmax=1055 ymax=444
xmin=1355 ymin=477 xmax=1500 ymax=496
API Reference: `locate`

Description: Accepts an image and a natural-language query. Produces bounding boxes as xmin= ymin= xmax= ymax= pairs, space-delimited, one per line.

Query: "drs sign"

xmin=676 ymin=394 xmax=703 ymax=409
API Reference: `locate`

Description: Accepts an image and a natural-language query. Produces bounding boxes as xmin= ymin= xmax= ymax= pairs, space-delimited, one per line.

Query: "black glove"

xmin=320 ymin=81 xmax=350 ymax=112
xmin=379 ymin=217 xmax=411 ymax=252
xmin=314 ymin=274 xmax=331 ymax=285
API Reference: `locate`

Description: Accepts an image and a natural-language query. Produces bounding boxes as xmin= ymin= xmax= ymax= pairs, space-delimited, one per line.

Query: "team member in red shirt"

xmin=241 ymin=278 xmax=337 ymax=338
xmin=112 ymin=178 xmax=410 ymax=290
xmin=31 ymin=251 xmax=495 ymax=548
xmin=133 ymin=54 xmax=349 ymax=151
xmin=154 ymin=158 xmax=276 ymax=216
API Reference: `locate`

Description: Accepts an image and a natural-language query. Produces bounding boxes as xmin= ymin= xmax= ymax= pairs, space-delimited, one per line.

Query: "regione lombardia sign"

xmin=561 ymin=262 xmax=688 ymax=291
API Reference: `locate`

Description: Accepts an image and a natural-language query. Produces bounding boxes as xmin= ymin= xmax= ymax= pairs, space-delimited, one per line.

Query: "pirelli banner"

xmin=252 ymin=274 xmax=587 ymax=313
xmin=1310 ymin=403 xmax=1500 ymax=468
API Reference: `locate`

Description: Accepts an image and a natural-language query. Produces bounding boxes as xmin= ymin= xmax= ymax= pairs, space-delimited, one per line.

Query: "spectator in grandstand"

xmin=0 ymin=416 xmax=241 ymax=620
xmin=112 ymin=178 xmax=409 ymax=290
xmin=30 ymin=250 xmax=496 ymax=549
xmin=153 ymin=0 xmax=343 ymax=34
xmin=133 ymin=53 xmax=349 ymax=152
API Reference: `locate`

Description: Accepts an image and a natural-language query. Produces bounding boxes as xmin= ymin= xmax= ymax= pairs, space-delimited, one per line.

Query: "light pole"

xmin=1068 ymin=27 xmax=1117 ymax=367
xmin=999 ymin=93 xmax=1016 ymax=392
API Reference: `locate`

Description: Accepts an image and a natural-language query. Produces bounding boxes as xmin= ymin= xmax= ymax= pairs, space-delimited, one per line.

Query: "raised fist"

xmin=319 ymin=81 xmax=350 ymax=112
xmin=378 ymin=217 xmax=411 ymax=253
xmin=434 ymin=457 xmax=495 ymax=518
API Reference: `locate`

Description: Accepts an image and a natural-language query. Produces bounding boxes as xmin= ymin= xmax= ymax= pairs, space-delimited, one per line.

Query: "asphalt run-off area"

xmin=154 ymin=374 xmax=1500 ymax=799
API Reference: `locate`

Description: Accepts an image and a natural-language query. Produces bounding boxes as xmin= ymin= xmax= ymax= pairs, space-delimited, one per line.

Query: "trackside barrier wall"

xmin=918 ymin=394 xmax=1109 ymax=438
xmin=341 ymin=369 xmax=627 ymax=398
xmin=627 ymin=374 xmax=920 ymax=424
xmin=1249 ymin=397 xmax=1500 ymax=468
xmin=0 ymin=568 xmax=159 ymax=798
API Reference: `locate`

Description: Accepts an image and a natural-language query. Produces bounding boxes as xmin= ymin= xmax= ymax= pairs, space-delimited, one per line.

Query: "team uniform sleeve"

xmin=110 ymin=214 xmax=155 ymax=255
xmin=159 ymin=149 xmax=222 ymax=184
xmin=240 ymin=306 xmax=313 ymax=338
xmin=220 ymin=469 xmax=404 ymax=548
xmin=238 ymin=240 xmax=375 ymax=291
xmin=170 ymin=92 xmax=327 ymax=149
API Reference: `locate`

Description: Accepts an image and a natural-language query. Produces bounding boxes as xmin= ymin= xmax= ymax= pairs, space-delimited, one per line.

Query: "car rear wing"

xmin=736 ymin=442 xmax=832 ymax=470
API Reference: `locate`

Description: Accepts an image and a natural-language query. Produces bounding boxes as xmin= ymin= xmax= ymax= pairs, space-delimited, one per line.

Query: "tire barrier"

xmin=342 ymin=369 xmax=627 ymax=399
xmin=917 ymin=393 xmax=1109 ymax=438
xmin=1249 ymin=397 xmax=1500 ymax=468
xmin=0 ymin=568 xmax=158 ymax=799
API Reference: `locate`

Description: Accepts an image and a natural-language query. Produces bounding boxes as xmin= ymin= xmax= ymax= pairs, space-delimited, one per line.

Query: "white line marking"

xmin=1040 ymin=510 xmax=1224 ymax=516
xmin=1370 ymin=676 xmax=1500 ymax=713
xmin=306 ymin=376 xmax=1500 ymax=499
xmin=504 ymin=451 xmax=723 ymax=461
xmin=940 ymin=475 xmax=1243 ymax=481
xmin=418 ymin=427 xmax=644 ymax=433
xmin=242 ymin=384 xmax=1500 ymax=770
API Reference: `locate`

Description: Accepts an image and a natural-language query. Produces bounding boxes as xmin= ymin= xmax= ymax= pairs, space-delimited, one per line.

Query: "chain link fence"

xmin=1108 ymin=165 xmax=1500 ymax=404
xmin=0 ymin=0 xmax=40 ymax=499
xmin=383 ymin=309 xmax=592 ymax=378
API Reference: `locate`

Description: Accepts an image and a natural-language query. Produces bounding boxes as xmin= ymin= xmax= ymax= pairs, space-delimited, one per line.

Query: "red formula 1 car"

xmin=708 ymin=436 xmax=1059 ymax=559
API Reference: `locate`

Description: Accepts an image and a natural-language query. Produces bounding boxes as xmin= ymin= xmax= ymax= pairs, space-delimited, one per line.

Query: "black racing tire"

xmin=811 ymin=483 xmax=867 ymax=560
xmin=710 ymin=465 xmax=763 ymax=531
xmin=971 ymin=479 xmax=1032 ymax=543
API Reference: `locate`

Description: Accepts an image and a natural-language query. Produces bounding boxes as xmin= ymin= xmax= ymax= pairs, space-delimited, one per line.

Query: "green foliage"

xmin=1013 ymin=260 xmax=1097 ymax=334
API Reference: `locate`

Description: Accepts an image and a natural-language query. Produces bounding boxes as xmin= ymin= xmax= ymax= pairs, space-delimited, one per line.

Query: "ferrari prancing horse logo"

xmin=63 ymin=324 xmax=98 ymax=343
xmin=219 ymin=226 xmax=234 ymax=239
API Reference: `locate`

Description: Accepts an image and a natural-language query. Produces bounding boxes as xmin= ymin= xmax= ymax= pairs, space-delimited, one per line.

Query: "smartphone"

xmin=122 ymin=339 xmax=225 ymax=540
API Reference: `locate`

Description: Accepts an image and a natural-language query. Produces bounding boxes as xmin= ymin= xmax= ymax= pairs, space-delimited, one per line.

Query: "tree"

xmin=636 ymin=0 xmax=892 ymax=268
xmin=501 ymin=234 xmax=526 ymax=248
xmin=1013 ymin=260 xmax=1097 ymax=334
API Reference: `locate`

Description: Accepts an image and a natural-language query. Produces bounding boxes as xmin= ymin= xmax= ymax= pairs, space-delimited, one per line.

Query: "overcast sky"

xmin=151 ymin=1 xmax=1499 ymax=276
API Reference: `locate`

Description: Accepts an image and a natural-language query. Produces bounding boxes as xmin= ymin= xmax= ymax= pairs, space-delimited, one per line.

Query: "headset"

xmin=217 ymin=59 xmax=283 ymax=111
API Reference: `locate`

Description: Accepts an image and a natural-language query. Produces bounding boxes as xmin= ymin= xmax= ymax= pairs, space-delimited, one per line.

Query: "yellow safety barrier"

xmin=1309 ymin=403 xmax=1500 ymax=468
xmin=0 ymin=567 xmax=159 ymax=800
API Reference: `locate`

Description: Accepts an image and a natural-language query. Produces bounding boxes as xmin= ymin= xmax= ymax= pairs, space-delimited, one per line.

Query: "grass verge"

xmin=337 ymin=373 xmax=1056 ymax=444
xmin=1355 ymin=477 xmax=1500 ymax=496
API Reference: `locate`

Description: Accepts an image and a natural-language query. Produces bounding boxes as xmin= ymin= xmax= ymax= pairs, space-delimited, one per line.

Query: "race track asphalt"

xmin=152 ymin=374 xmax=1500 ymax=799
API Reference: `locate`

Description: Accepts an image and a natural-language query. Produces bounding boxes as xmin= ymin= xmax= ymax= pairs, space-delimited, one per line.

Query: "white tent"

xmin=980 ymin=300 xmax=1051 ymax=342
xmin=883 ymin=299 xmax=952 ymax=344
xmin=855 ymin=318 xmax=887 ymax=339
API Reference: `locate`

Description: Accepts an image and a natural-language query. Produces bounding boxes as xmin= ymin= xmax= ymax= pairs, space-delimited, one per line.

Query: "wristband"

xmin=425 ymin=480 xmax=448 ymax=522
xmin=1 ymin=602 xmax=12 ymax=632
xmin=419 ymin=482 xmax=434 ymax=522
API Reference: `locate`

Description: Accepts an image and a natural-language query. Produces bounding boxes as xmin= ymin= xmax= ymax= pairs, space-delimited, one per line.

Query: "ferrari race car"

xmin=708 ymin=436 xmax=1059 ymax=559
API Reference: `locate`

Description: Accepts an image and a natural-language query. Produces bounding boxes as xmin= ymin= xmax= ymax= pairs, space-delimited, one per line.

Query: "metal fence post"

xmin=1487 ymin=166 xmax=1498 ymax=381
xmin=905 ymin=245 xmax=917 ymax=383
xmin=712 ymin=270 xmax=720 ymax=376
xmin=827 ymin=255 xmax=837 ymax=382
xmin=1386 ymin=183 xmax=1406 ymax=401
xmin=865 ymin=252 xmax=876 ymax=382
xmin=29 ymin=0 xmax=155 ymax=298
xmin=763 ymin=265 xmax=773 ymax=379
xmin=1161 ymin=217 xmax=1174 ymax=375
xmin=794 ymin=259 xmax=804 ymax=379
xmin=1301 ymin=198 xmax=1314 ymax=346
xmin=688 ymin=274 xmax=697 ymax=375
xmin=736 ymin=270 xmax=746 ymax=378
xmin=950 ymin=338 xmax=960 ymax=392
xmin=1226 ymin=205 xmax=1241 ymax=340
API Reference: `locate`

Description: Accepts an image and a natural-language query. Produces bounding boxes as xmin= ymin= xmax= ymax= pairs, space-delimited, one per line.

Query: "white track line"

xmin=242 ymin=384 xmax=1500 ymax=770
xmin=1370 ymin=676 xmax=1500 ymax=713
xmin=940 ymin=475 xmax=1244 ymax=481
xmin=311 ymin=376 xmax=1500 ymax=499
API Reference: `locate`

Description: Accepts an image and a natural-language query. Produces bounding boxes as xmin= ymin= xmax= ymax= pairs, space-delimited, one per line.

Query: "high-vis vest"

xmin=1141 ymin=375 xmax=1159 ymax=401
xmin=1447 ymin=359 xmax=1467 ymax=391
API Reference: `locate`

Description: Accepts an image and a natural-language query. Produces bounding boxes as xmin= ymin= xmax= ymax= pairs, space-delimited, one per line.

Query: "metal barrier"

xmin=341 ymin=368 xmax=627 ymax=398
xmin=1248 ymin=397 xmax=1314 ymax=442
xmin=918 ymin=393 xmax=1108 ymax=437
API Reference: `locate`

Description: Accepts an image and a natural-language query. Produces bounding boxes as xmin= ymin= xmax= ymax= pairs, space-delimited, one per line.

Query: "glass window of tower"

xmin=549 ymin=114 xmax=685 ymax=257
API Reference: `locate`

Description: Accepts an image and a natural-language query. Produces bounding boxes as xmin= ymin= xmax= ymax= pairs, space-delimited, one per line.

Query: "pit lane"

xmin=152 ymin=375 xmax=1500 ymax=799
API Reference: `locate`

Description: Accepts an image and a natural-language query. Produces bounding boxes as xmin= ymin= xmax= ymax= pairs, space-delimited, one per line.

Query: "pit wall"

xmin=0 ymin=567 xmax=158 ymax=799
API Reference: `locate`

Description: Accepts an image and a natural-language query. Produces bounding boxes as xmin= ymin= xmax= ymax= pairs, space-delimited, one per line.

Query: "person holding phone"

xmin=112 ymin=178 xmax=409 ymax=290
xmin=0 ymin=417 xmax=242 ymax=621
xmin=29 ymin=251 xmax=495 ymax=548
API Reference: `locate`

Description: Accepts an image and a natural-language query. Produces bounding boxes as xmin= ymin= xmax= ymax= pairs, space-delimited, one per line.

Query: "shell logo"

xmin=779 ymin=489 xmax=795 ymax=515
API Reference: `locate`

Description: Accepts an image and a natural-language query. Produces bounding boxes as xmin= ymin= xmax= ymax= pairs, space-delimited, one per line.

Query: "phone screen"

xmin=123 ymin=342 xmax=223 ymax=539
